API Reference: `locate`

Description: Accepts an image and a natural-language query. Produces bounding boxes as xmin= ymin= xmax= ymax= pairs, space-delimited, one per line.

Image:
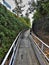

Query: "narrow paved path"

xmin=14 ymin=30 xmax=39 ymax=65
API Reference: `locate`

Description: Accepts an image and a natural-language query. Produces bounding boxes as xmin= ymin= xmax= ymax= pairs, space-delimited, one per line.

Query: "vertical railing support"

xmin=41 ymin=43 xmax=44 ymax=51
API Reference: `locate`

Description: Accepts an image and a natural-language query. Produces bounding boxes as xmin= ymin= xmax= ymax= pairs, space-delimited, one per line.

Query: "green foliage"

xmin=0 ymin=4 xmax=30 ymax=63
xmin=18 ymin=17 xmax=31 ymax=27
xmin=32 ymin=0 xmax=49 ymax=33
xmin=22 ymin=17 xmax=31 ymax=26
xmin=33 ymin=11 xmax=42 ymax=21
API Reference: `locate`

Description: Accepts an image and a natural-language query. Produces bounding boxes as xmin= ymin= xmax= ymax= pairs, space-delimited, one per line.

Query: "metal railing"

xmin=31 ymin=32 xmax=49 ymax=62
xmin=1 ymin=29 xmax=28 ymax=65
xmin=1 ymin=31 xmax=21 ymax=65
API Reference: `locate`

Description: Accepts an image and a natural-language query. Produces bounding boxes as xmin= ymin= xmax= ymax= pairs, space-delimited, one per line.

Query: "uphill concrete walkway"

xmin=13 ymin=30 xmax=39 ymax=65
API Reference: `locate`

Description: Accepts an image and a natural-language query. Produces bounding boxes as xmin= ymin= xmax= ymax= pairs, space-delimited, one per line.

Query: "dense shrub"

xmin=0 ymin=4 xmax=30 ymax=63
xmin=32 ymin=0 xmax=49 ymax=34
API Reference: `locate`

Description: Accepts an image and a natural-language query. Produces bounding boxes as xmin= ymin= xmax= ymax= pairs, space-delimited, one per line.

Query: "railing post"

xmin=41 ymin=43 xmax=44 ymax=51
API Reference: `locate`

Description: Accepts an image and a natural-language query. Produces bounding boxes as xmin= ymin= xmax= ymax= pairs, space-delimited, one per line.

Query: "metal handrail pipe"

xmin=32 ymin=33 xmax=49 ymax=48
xmin=31 ymin=33 xmax=49 ymax=62
xmin=1 ymin=32 xmax=21 ymax=65
xmin=33 ymin=39 xmax=49 ymax=62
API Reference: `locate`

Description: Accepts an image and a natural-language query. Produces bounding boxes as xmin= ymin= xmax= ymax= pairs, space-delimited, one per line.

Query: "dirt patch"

xmin=36 ymin=31 xmax=49 ymax=46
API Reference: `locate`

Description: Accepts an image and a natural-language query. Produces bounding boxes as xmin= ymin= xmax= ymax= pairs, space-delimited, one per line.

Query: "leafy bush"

xmin=0 ymin=4 xmax=30 ymax=63
xmin=32 ymin=0 xmax=49 ymax=34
